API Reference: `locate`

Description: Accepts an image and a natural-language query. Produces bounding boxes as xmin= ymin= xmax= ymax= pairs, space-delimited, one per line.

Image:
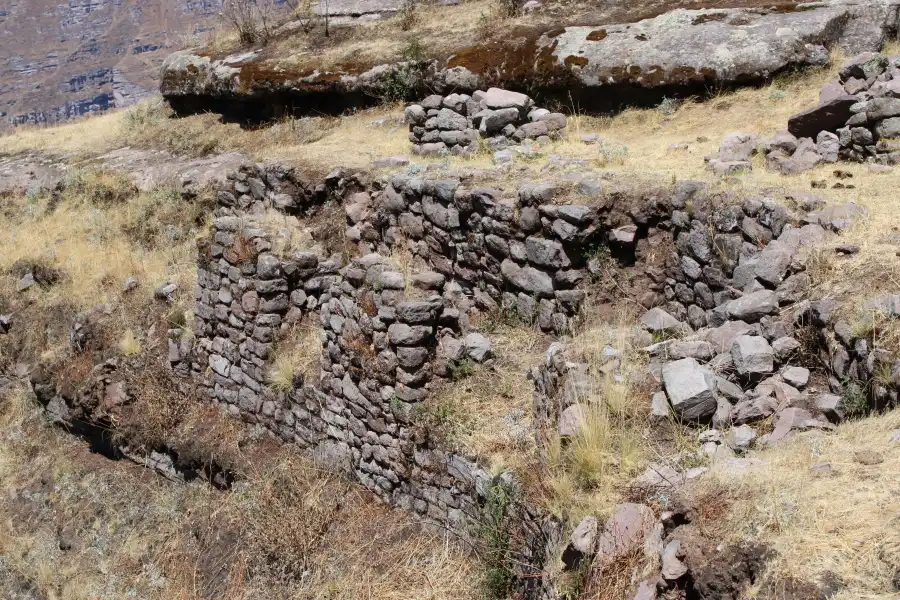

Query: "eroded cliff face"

xmin=0 ymin=0 xmax=222 ymax=129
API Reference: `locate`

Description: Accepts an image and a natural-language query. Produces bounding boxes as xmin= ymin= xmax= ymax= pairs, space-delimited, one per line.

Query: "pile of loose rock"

xmin=709 ymin=52 xmax=900 ymax=174
xmin=404 ymin=87 xmax=567 ymax=157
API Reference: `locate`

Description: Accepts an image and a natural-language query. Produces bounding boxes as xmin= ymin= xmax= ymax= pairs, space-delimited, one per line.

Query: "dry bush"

xmin=222 ymin=0 xmax=274 ymax=45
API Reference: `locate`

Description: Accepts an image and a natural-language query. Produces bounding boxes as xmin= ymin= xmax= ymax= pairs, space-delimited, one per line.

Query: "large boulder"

xmin=662 ymin=358 xmax=717 ymax=420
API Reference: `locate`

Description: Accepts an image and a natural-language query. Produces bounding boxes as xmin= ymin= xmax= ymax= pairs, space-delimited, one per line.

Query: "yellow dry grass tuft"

xmin=541 ymin=309 xmax=652 ymax=528
xmin=268 ymin=323 xmax=322 ymax=391
xmin=693 ymin=409 xmax=900 ymax=599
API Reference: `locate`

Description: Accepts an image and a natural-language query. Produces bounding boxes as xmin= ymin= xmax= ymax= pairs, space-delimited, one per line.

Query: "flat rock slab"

xmin=161 ymin=2 xmax=900 ymax=116
xmin=788 ymin=95 xmax=859 ymax=139
xmin=541 ymin=5 xmax=867 ymax=91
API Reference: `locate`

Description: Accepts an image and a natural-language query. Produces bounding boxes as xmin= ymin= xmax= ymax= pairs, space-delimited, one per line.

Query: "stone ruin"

xmin=707 ymin=52 xmax=900 ymax=175
xmin=404 ymin=87 xmax=567 ymax=157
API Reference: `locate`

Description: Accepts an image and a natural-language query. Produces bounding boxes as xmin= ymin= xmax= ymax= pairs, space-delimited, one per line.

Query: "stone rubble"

xmin=712 ymin=52 xmax=900 ymax=174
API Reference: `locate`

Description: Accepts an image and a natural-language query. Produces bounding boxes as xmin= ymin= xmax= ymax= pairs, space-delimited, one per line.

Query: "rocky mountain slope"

xmin=0 ymin=0 xmax=222 ymax=129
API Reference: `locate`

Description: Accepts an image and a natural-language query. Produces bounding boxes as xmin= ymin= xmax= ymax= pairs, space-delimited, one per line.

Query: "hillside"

xmin=0 ymin=0 xmax=222 ymax=128
xmin=3 ymin=1 xmax=900 ymax=599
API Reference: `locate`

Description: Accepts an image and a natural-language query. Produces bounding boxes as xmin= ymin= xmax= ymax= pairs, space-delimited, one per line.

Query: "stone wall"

xmin=528 ymin=182 xmax=887 ymax=461
xmin=405 ymin=88 xmax=567 ymax=157
xmin=346 ymin=174 xmax=684 ymax=334
xmin=186 ymin=160 xmax=891 ymax=598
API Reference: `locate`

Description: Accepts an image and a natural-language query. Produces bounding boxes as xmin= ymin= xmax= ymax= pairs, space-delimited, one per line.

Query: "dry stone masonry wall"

xmin=405 ymin=87 xmax=567 ymax=158
xmin=344 ymin=173 xmax=682 ymax=335
xmin=184 ymin=152 xmax=892 ymax=599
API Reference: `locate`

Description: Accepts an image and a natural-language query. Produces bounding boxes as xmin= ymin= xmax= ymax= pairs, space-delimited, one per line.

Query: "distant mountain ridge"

xmin=0 ymin=0 xmax=223 ymax=129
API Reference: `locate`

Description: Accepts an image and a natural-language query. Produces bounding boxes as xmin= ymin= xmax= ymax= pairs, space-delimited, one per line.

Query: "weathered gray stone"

xmin=788 ymin=96 xmax=858 ymax=139
xmin=641 ymin=307 xmax=684 ymax=335
xmin=754 ymin=244 xmax=794 ymax=286
xmin=782 ymin=366 xmax=810 ymax=388
xmin=500 ymin=259 xmax=554 ymax=298
xmin=725 ymin=424 xmax=757 ymax=451
xmin=662 ymin=358 xmax=717 ymax=420
xmin=772 ymin=336 xmax=801 ymax=360
xmin=562 ymin=515 xmax=598 ymax=569
xmin=559 ymin=404 xmax=587 ymax=438
xmin=731 ymin=335 xmax=774 ymax=376
xmin=464 ymin=333 xmax=492 ymax=363
xmin=388 ymin=323 xmax=432 ymax=345
xmin=815 ymin=393 xmax=847 ymax=422
xmin=732 ymin=395 xmax=777 ymax=424
xmin=525 ymin=237 xmax=570 ymax=268
xmin=718 ymin=132 xmax=759 ymax=161
xmin=594 ymin=503 xmax=655 ymax=569
xmin=725 ymin=290 xmax=779 ymax=322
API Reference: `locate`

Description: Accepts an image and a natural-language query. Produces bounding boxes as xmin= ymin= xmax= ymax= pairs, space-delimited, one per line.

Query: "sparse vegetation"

xmin=540 ymin=314 xmax=650 ymax=527
xmin=222 ymin=0 xmax=274 ymax=45
xmin=478 ymin=481 xmax=515 ymax=599
xmin=0 ymin=384 xmax=482 ymax=599
xmin=268 ymin=324 xmax=322 ymax=391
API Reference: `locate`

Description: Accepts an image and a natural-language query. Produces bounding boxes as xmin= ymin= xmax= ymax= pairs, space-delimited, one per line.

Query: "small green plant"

xmin=449 ymin=359 xmax=474 ymax=381
xmin=874 ymin=362 xmax=895 ymax=387
xmin=656 ymin=97 xmax=681 ymax=116
xmin=377 ymin=39 xmax=425 ymax=101
xmin=842 ymin=378 xmax=870 ymax=418
xmin=480 ymin=304 xmax=521 ymax=333
xmin=597 ymin=139 xmax=629 ymax=166
xmin=479 ymin=481 xmax=515 ymax=599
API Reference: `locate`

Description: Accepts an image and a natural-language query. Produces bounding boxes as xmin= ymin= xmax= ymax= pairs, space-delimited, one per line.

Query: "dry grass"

xmin=691 ymin=409 xmax=900 ymax=599
xmin=0 ymin=110 xmax=122 ymax=158
xmin=426 ymin=319 xmax=547 ymax=473
xmin=268 ymin=323 xmax=322 ymax=391
xmin=0 ymin=384 xmax=482 ymax=600
xmin=541 ymin=309 xmax=652 ymax=527
xmin=0 ymin=171 xmax=202 ymax=313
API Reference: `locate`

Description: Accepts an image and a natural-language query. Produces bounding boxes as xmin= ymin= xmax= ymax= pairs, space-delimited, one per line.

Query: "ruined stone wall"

xmin=349 ymin=174 xmax=685 ymax=335
xmin=185 ymin=160 xmax=891 ymax=599
xmin=529 ymin=181 xmax=894 ymax=458
xmin=188 ymin=165 xmax=510 ymax=529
